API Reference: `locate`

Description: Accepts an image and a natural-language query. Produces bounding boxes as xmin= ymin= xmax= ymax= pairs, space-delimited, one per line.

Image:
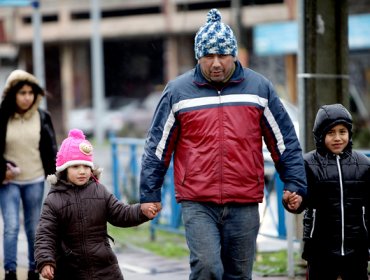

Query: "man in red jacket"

xmin=140 ymin=8 xmax=306 ymax=280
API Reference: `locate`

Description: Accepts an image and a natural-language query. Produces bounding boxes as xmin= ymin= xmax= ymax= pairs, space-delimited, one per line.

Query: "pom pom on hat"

xmin=56 ymin=129 xmax=94 ymax=172
xmin=194 ymin=9 xmax=237 ymax=60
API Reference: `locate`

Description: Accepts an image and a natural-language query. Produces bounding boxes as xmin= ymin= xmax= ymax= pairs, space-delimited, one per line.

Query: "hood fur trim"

xmin=3 ymin=69 xmax=44 ymax=98
xmin=47 ymin=174 xmax=58 ymax=185
xmin=93 ymin=167 xmax=103 ymax=180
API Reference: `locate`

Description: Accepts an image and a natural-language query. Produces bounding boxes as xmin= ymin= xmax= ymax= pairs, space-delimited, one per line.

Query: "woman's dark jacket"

xmin=0 ymin=108 xmax=57 ymax=183
xmin=34 ymin=175 xmax=149 ymax=280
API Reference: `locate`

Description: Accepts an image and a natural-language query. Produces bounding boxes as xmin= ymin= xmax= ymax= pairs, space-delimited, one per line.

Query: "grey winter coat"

xmin=35 ymin=172 xmax=149 ymax=280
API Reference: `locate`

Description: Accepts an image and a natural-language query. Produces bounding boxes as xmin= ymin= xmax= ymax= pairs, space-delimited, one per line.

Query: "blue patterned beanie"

xmin=194 ymin=9 xmax=238 ymax=60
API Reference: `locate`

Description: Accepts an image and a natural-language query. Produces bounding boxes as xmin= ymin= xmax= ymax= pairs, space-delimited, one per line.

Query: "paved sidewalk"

xmin=116 ymin=242 xmax=305 ymax=280
xmin=0 ymin=241 xmax=304 ymax=280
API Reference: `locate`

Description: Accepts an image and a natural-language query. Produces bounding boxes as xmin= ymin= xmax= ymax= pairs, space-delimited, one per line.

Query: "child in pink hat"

xmin=34 ymin=129 xmax=159 ymax=280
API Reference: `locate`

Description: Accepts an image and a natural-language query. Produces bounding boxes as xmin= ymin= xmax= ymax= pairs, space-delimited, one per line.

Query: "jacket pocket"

xmin=251 ymin=151 xmax=264 ymax=184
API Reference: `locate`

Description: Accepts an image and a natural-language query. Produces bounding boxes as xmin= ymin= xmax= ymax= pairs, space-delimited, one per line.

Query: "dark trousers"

xmin=306 ymin=251 xmax=369 ymax=280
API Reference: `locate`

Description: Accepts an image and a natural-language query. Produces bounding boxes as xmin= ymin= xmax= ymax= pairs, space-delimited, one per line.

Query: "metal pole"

xmin=90 ymin=0 xmax=105 ymax=144
xmin=31 ymin=0 xmax=46 ymax=109
xmin=231 ymin=0 xmax=241 ymax=46
xmin=298 ymin=0 xmax=349 ymax=153
xmin=286 ymin=212 xmax=295 ymax=278
xmin=297 ymin=0 xmax=306 ymax=153
xmin=230 ymin=0 xmax=249 ymax=67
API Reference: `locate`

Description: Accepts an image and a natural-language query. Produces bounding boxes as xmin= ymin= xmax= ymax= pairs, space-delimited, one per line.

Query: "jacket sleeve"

xmin=103 ymin=185 xmax=149 ymax=227
xmin=262 ymin=83 xmax=307 ymax=199
xmin=39 ymin=109 xmax=58 ymax=177
xmin=34 ymin=196 xmax=59 ymax=272
xmin=139 ymin=87 xmax=179 ymax=203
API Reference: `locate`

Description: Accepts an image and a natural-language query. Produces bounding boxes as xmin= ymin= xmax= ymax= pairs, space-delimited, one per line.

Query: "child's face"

xmin=67 ymin=165 xmax=92 ymax=186
xmin=324 ymin=124 xmax=349 ymax=155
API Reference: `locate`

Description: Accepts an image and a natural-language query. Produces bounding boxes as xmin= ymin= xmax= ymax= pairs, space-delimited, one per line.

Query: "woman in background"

xmin=0 ymin=69 xmax=58 ymax=280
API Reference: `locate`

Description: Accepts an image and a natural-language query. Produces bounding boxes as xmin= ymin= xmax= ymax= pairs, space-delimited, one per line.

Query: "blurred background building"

xmin=0 ymin=0 xmax=369 ymax=144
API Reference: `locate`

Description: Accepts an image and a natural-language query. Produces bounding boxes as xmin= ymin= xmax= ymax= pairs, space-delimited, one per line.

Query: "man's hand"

xmin=283 ymin=190 xmax=302 ymax=211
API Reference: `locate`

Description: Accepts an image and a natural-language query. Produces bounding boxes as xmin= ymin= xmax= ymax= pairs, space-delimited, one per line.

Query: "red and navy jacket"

xmin=140 ymin=61 xmax=307 ymax=205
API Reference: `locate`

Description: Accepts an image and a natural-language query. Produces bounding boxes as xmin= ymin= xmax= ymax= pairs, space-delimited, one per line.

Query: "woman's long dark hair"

xmin=0 ymin=81 xmax=43 ymax=117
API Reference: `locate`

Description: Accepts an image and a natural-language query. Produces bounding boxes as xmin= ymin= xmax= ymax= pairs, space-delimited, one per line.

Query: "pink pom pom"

xmin=68 ymin=129 xmax=85 ymax=139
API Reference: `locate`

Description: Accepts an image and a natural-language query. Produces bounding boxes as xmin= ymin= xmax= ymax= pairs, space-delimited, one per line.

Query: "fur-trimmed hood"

xmin=2 ymin=69 xmax=44 ymax=99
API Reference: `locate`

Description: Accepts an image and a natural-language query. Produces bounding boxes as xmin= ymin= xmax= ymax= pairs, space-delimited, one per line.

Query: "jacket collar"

xmin=317 ymin=147 xmax=352 ymax=160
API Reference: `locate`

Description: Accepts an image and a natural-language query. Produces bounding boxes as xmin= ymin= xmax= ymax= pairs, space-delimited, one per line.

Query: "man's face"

xmin=198 ymin=54 xmax=235 ymax=83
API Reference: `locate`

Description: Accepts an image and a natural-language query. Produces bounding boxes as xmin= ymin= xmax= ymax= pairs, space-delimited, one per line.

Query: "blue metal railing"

xmin=110 ymin=136 xmax=145 ymax=202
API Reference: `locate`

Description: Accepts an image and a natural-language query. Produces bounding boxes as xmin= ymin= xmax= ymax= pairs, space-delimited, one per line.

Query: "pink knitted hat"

xmin=56 ymin=129 xmax=94 ymax=172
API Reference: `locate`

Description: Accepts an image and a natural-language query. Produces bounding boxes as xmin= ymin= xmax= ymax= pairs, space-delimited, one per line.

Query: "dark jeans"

xmin=0 ymin=181 xmax=44 ymax=272
xmin=181 ymin=201 xmax=260 ymax=280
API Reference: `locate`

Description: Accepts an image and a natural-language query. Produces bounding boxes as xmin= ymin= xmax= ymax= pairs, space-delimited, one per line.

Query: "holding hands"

xmin=283 ymin=190 xmax=302 ymax=211
xmin=141 ymin=202 xmax=162 ymax=219
xmin=41 ymin=264 xmax=55 ymax=279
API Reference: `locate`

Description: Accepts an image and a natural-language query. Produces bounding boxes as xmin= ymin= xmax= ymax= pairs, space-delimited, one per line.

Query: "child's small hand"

xmin=141 ymin=202 xmax=162 ymax=219
xmin=41 ymin=264 xmax=55 ymax=280
xmin=283 ymin=191 xmax=302 ymax=211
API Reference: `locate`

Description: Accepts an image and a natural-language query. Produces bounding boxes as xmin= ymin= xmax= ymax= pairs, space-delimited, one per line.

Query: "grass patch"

xmin=254 ymin=250 xmax=305 ymax=276
xmin=108 ymin=223 xmax=189 ymax=259
xmin=109 ymin=222 xmax=306 ymax=276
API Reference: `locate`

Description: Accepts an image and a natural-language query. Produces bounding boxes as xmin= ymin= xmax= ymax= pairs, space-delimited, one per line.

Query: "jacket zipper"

xmin=363 ymin=206 xmax=368 ymax=233
xmin=217 ymin=89 xmax=224 ymax=203
xmin=75 ymin=188 xmax=92 ymax=277
xmin=335 ymin=155 xmax=345 ymax=256
xmin=309 ymin=209 xmax=316 ymax=238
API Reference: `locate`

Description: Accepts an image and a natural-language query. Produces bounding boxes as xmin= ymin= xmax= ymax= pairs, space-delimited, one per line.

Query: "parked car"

xmin=120 ymin=91 xmax=162 ymax=137
xmin=67 ymin=97 xmax=139 ymax=137
xmin=67 ymin=107 xmax=95 ymax=137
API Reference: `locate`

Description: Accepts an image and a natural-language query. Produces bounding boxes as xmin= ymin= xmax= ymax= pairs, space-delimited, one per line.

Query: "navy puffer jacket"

xmin=302 ymin=104 xmax=370 ymax=259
